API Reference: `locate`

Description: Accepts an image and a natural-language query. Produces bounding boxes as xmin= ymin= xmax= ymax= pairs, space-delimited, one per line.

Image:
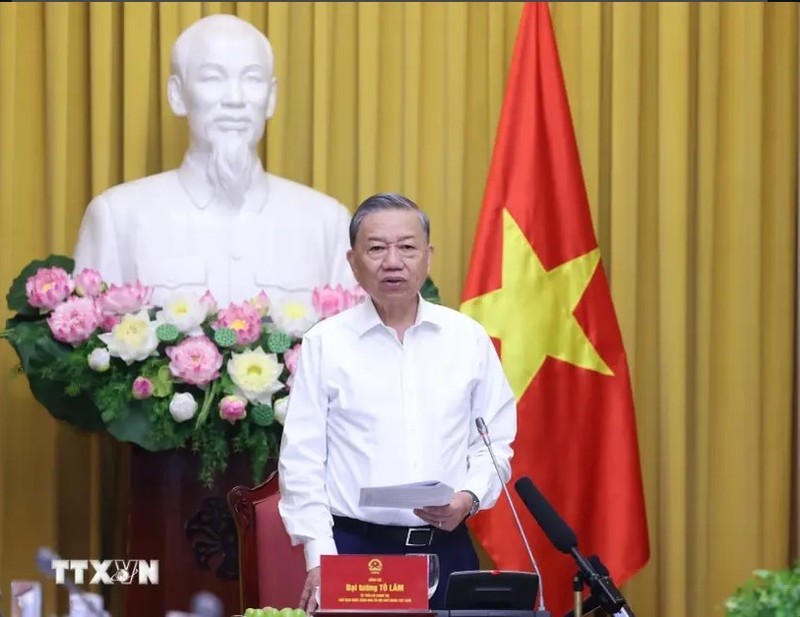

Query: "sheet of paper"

xmin=359 ymin=481 xmax=455 ymax=508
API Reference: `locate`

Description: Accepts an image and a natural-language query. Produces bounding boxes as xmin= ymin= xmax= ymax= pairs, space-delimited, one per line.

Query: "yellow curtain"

xmin=550 ymin=2 xmax=798 ymax=614
xmin=0 ymin=2 xmax=796 ymax=616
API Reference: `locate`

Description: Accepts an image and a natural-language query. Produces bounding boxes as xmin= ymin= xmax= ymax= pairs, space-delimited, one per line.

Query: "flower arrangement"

xmin=2 ymin=255 xmax=440 ymax=486
xmin=725 ymin=563 xmax=800 ymax=616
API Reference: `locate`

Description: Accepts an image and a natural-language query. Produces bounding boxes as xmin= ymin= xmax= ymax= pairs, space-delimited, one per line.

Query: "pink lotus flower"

xmin=74 ymin=268 xmax=104 ymax=298
xmin=46 ymin=296 xmax=102 ymax=345
xmin=132 ymin=376 xmax=154 ymax=400
xmin=26 ymin=266 xmax=74 ymax=311
xmin=283 ymin=343 xmax=301 ymax=375
xmin=213 ymin=302 xmax=262 ymax=346
xmin=99 ymin=314 xmax=121 ymax=332
xmin=349 ymin=285 xmax=369 ymax=306
xmin=165 ymin=335 xmax=223 ymax=386
xmin=219 ymin=395 xmax=247 ymax=424
xmin=200 ymin=291 xmax=217 ymax=315
xmin=312 ymin=285 xmax=350 ymax=319
xmin=312 ymin=285 xmax=368 ymax=319
xmin=98 ymin=282 xmax=153 ymax=315
xmin=249 ymin=291 xmax=271 ymax=317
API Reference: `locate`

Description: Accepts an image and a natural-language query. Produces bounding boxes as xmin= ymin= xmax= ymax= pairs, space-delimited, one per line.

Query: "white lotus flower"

xmin=87 ymin=348 xmax=111 ymax=372
xmin=227 ymin=348 xmax=284 ymax=404
xmin=169 ymin=392 xmax=198 ymax=423
xmin=98 ymin=310 xmax=159 ymax=365
xmin=271 ymin=298 xmax=318 ymax=338
xmin=274 ymin=396 xmax=289 ymax=425
xmin=156 ymin=292 xmax=207 ymax=335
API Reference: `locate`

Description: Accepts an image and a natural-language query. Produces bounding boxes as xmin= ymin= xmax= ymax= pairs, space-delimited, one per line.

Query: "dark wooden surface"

xmin=124 ymin=446 xmax=271 ymax=616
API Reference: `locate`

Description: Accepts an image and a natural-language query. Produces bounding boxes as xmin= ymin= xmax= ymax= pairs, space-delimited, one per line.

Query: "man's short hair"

xmin=349 ymin=193 xmax=431 ymax=248
xmin=170 ymin=14 xmax=274 ymax=80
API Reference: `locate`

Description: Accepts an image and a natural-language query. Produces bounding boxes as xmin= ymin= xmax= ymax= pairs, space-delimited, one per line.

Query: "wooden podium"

xmin=122 ymin=445 xmax=273 ymax=616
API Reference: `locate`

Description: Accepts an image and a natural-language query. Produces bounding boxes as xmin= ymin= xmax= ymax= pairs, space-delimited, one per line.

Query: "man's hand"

xmin=413 ymin=491 xmax=473 ymax=531
xmin=299 ymin=566 xmax=321 ymax=613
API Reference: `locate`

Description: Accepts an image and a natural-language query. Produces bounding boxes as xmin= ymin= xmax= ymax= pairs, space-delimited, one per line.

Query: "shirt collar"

xmin=177 ymin=152 xmax=270 ymax=213
xmin=353 ymin=294 xmax=443 ymax=337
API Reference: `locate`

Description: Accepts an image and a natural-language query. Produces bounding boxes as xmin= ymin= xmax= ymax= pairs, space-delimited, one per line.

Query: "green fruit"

xmin=214 ymin=327 xmax=238 ymax=347
xmin=279 ymin=608 xmax=294 ymax=617
xmin=156 ymin=323 xmax=180 ymax=343
xmin=267 ymin=331 xmax=292 ymax=353
xmin=291 ymin=609 xmax=307 ymax=617
xmin=243 ymin=609 xmax=257 ymax=617
xmin=251 ymin=404 xmax=274 ymax=427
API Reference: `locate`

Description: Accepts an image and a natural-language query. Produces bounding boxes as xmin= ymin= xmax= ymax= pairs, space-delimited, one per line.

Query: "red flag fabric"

xmin=460 ymin=4 xmax=649 ymax=615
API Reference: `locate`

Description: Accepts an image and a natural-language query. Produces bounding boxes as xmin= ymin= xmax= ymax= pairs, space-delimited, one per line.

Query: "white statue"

xmin=73 ymin=14 xmax=355 ymax=308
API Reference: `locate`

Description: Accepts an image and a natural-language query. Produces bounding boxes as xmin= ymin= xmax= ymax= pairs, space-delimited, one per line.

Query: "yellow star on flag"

xmin=461 ymin=209 xmax=613 ymax=399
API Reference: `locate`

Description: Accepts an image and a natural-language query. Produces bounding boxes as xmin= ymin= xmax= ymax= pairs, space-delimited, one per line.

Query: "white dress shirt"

xmin=278 ymin=296 xmax=517 ymax=570
xmin=73 ymin=155 xmax=356 ymax=307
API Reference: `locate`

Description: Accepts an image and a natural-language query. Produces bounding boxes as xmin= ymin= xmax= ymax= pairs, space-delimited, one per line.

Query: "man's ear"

xmin=168 ymin=75 xmax=187 ymax=117
xmin=265 ymin=76 xmax=278 ymax=120
xmin=426 ymin=245 xmax=434 ymax=274
xmin=347 ymin=249 xmax=365 ymax=284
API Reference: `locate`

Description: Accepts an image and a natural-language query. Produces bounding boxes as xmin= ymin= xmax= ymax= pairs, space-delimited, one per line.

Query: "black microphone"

xmin=475 ymin=417 xmax=550 ymax=616
xmin=190 ymin=591 xmax=223 ymax=617
xmin=514 ymin=477 xmax=635 ymax=617
xmin=35 ymin=547 xmax=104 ymax=617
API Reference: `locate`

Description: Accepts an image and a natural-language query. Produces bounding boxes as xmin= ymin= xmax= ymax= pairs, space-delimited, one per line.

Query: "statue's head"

xmin=168 ymin=14 xmax=276 ymax=150
xmin=167 ymin=15 xmax=277 ymax=203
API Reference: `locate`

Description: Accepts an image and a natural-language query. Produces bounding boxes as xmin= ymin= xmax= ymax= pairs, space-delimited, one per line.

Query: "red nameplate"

xmin=320 ymin=554 xmax=429 ymax=611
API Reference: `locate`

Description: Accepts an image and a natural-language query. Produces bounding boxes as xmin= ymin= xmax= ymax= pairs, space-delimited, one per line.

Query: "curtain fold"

xmin=0 ymin=3 xmax=796 ymax=616
xmin=552 ymin=3 xmax=798 ymax=614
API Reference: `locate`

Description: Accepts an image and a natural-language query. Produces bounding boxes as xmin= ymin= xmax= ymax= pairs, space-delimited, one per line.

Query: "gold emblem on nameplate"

xmin=367 ymin=558 xmax=383 ymax=575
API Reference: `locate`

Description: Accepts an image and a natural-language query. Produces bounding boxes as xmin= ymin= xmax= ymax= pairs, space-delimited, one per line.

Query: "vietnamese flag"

xmin=461 ymin=3 xmax=649 ymax=615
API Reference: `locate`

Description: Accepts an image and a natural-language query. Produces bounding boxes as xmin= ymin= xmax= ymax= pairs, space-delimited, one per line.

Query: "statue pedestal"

xmin=123 ymin=446 xmax=270 ymax=616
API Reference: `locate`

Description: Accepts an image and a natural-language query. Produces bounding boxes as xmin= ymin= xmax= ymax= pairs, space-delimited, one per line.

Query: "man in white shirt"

xmin=278 ymin=193 xmax=517 ymax=611
xmin=73 ymin=14 xmax=355 ymax=308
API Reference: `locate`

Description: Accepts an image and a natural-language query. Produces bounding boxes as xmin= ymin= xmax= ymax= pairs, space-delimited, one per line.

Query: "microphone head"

xmin=514 ymin=477 xmax=577 ymax=554
xmin=36 ymin=547 xmax=60 ymax=578
xmin=190 ymin=591 xmax=223 ymax=617
xmin=475 ymin=418 xmax=491 ymax=446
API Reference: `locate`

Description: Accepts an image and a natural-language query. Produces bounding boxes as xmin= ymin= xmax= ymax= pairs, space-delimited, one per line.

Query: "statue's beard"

xmin=206 ymin=136 xmax=256 ymax=207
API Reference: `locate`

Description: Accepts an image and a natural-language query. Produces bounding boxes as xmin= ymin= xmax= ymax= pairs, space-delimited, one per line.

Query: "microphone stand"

xmin=570 ymin=550 xmax=635 ymax=617
xmin=476 ymin=418 xmax=550 ymax=617
xmin=572 ymin=575 xmax=583 ymax=617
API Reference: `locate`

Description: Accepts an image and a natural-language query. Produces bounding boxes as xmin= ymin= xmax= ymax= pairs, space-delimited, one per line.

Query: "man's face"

xmin=347 ymin=209 xmax=432 ymax=309
xmin=180 ymin=31 xmax=275 ymax=150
